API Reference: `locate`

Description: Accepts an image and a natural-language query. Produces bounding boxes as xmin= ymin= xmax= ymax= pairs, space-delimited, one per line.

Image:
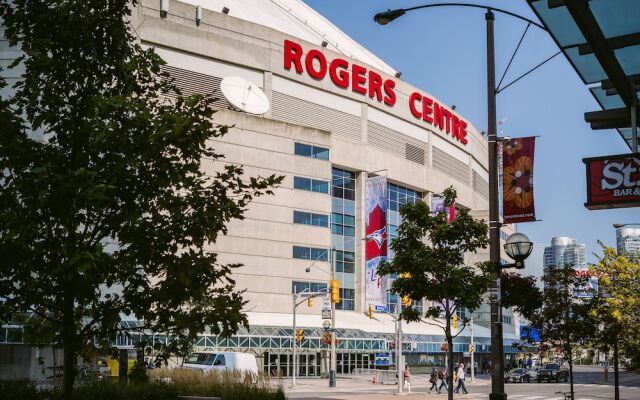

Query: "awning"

xmin=528 ymin=0 xmax=640 ymax=150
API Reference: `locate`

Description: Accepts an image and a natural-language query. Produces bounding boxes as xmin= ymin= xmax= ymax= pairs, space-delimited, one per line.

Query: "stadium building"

xmin=0 ymin=0 xmax=525 ymax=378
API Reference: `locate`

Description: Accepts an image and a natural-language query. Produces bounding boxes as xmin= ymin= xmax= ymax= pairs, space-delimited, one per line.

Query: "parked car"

xmin=504 ymin=368 xmax=535 ymax=383
xmin=536 ymin=363 xmax=569 ymax=382
xmin=181 ymin=352 xmax=259 ymax=377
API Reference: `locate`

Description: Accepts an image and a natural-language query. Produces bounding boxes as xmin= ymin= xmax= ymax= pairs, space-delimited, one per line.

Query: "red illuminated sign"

xmin=283 ymin=39 xmax=467 ymax=145
xmin=583 ymin=153 xmax=640 ymax=210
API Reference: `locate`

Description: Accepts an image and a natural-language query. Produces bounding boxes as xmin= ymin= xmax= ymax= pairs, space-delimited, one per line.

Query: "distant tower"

xmin=616 ymin=227 xmax=640 ymax=255
xmin=543 ymin=236 xmax=586 ymax=269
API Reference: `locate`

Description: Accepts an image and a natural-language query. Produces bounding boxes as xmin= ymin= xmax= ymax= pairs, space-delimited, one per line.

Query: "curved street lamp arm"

xmin=401 ymin=3 xmax=546 ymax=31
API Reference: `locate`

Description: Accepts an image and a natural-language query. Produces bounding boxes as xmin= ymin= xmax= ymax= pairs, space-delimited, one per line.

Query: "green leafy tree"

xmin=0 ymin=0 xmax=282 ymax=397
xmin=500 ymin=272 xmax=542 ymax=320
xmin=378 ymin=187 xmax=492 ymax=400
xmin=529 ymin=265 xmax=597 ymax=399
xmin=590 ymin=245 xmax=640 ymax=394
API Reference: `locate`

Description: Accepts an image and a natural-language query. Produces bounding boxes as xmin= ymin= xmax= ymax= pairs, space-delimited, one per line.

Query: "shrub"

xmin=149 ymin=368 xmax=285 ymax=400
xmin=0 ymin=380 xmax=178 ymax=400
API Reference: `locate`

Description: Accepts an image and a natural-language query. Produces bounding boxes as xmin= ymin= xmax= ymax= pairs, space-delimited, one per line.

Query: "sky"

xmin=303 ymin=0 xmax=638 ymax=262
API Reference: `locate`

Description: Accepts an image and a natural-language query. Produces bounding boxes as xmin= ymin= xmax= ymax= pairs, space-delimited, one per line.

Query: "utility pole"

xmin=329 ymin=247 xmax=337 ymax=387
xmin=471 ymin=315 xmax=475 ymax=382
xmin=396 ymin=308 xmax=404 ymax=393
xmin=292 ymin=292 xmax=298 ymax=387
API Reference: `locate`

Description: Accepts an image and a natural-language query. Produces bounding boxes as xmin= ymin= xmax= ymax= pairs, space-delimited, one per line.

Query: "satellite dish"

xmin=220 ymin=76 xmax=270 ymax=115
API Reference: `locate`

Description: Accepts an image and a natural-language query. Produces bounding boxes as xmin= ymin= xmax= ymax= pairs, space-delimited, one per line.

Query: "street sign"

xmin=374 ymin=305 xmax=388 ymax=312
xmin=322 ymin=300 xmax=331 ymax=319
xmin=374 ymin=352 xmax=391 ymax=366
xmin=322 ymin=309 xmax=331 ymax=319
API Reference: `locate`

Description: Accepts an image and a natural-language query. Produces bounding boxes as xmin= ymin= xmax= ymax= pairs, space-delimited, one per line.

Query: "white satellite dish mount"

xmin=220 ymin=76 xmax=270 ymax=115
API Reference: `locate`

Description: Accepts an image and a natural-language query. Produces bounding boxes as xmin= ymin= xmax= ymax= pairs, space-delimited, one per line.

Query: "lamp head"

xmin=374 ymin=9 xmax=406 ymax=25
xmin=503 ymin=232 xmax=533 ymax=267
xmin=613 ymin=223 xmax=626 ymax=228
xmin=305 ymin=267 xmax=311 ymax=273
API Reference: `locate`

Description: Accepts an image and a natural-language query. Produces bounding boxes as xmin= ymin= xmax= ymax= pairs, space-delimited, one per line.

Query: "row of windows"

xmin=294 ymin=211 xmax=329 ymax=227
xmin=388 ymin=183 xmax=422 ymax=211
xmin=294 ymin=177 xmax=329 ymax=194
xmin=336 ymin=288 xmax=355 ymax=310
xmin=295 ymin=142 xmax=329 ymax=160
xmin=293 ymin=246 xmax=328 ymax=261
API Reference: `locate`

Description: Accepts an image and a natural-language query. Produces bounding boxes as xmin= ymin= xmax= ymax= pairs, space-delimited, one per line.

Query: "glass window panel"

xmin=295 ymin=143 xmax=312 ymax=157
xmin=311 ymin=248 xmax=328 ymax=261
xmin=312 ymin=213 xmax=328 ymax=227
xmin=335 ymin=261 xmax=344 ymax=272
xmin=344 ymin=189 xmax=355 ymax=200
xmin=293 ymin=211 xmax=311 ymax=225
xmin=531 ymin=1 xmax=585 ymax=47
xmin=564 ymin=47 xmax=606 ymax=84
xmin=294 ymin=177 xmax=311 ymax=191
xmin=293 ymin=246 xmax=310 ymax=260
xmin=343 ymin=215 xmax=355 ymax=226
xmin=312 ymin=146 xmax=329 ymax=160
xmin=343 ymin=251 xmax=355 ymax=262
xmin=331 ymin=225 xmax=343 ymax=235
xmin=591 ymin=0 xmax=640 ymax=39
xmin=343 ymin=262 xmax=354 ymax=273
xmin=312 ymin=179 xmax=329 ymax=193
xmin=332 ymin=213 xmax=343 ymax=224
xmin=332 ymin=187 xmax=344 ymax=198
xmin=343 ymin=226 xmax=355 ymax=237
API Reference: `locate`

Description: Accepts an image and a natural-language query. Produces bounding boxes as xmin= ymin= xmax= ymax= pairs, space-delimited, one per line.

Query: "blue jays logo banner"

xmin=365 ymin=176 xmax=388 ymax=310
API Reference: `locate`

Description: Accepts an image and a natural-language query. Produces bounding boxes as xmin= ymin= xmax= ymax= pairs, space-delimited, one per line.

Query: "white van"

xmin=181 ymin=351 xmax=258 ymax=376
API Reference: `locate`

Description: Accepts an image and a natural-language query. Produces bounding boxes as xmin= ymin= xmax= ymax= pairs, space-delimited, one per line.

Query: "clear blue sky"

xmin=304 ymin=0 xmax=638 ymax=262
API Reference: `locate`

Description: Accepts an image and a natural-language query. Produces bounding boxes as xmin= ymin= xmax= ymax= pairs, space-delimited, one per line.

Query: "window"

xmin=293 ymin=246 xmax=328 ymax=261
xmin=293 ymin=211 xmax=329 ymax=227
xmin=331 ymin=212 xmax=355 ymax=237
xmin=332 ymin=168 xmax=355 ymax=200
xmin=335 ymin=250 xmax=355 ymax=273
xmin=336 ymin=288 xmax=355 ymax=310
xmin=388 ymin=183 xmax=421 ymax=211
xmin=213 ymin=354 xmax=226 ymax=366
xmin=292 ymin=281 xmax=328 ymax=294
xmin=295 ymin=142 xmax=329 ymax=160
xmin=294 ymin=176 xmax=329 ymax=194
xmin=502 ymin=315 xmax=512 ymax=325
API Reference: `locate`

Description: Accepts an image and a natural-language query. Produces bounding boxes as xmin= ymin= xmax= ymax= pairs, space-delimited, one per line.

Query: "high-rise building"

xmin=616 ymin=227 xmax=640 ymax=255
xmin=543 ymin=237 xmax=586 ymax=269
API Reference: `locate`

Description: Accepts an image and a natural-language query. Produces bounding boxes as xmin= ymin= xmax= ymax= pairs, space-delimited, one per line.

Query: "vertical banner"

xmin=365 ymin=176 xmax=388 ymax=310
xmin=502 ymin=137 xmax=536 ymax=223
xmin=431 ymin=197 xmax=456 ymax=223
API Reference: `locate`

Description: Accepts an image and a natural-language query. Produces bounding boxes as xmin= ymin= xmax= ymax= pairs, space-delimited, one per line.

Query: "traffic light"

xmin=330 ymin=279 xmax=340 ymax=303
xmin=368 ymin=304 xmax=374 ymax=319
xmin=401 ymin=295 xmax=412 ymax=305
xmin=307 ymin=297 xmax=314 ymax=307
xmin=296 ymin=329 xmax=305 ymax=343
xmin=452 ymin=314 xmax=459 ymax=329
xmin=468 ymin=343 xmax=474 ymax=353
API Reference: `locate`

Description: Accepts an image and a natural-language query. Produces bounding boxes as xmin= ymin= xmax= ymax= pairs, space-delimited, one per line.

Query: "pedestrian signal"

xmin=296 ymin=329 xmax=305 ymax=343
xmin=330 ymin=279 xmax=340 ymax=303
xmin=401 ymin=295 xmax=411 ymax=305
xmin=452 ymin=314 xmax=459 ymax=329
xmin=468 ymin=343 xmax=474 ymax=353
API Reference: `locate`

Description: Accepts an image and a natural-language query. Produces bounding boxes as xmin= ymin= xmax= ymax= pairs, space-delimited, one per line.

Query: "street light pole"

xmin=486 ymin=9 xmax=506 ymax=400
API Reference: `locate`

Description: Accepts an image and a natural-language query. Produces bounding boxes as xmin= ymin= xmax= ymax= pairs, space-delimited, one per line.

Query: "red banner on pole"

xmin=502 ymin=137 xmax=536 ymax=223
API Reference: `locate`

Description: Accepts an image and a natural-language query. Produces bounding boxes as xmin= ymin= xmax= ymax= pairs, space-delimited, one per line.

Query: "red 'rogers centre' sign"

xmin=283 ymin=40 xmax=467 ymax=145
xmin=583 ymin=153 xmax=640 ymax=210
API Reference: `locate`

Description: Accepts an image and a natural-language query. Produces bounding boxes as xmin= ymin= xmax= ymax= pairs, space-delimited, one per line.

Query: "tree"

xmin=378 ymin=187 xmax=492 ymax=400
xmin=590 ymin=245 xmax=640 ymax=399
xmin=0 ymin=1 xmax=282 ymax=397
xmin=529 ymin=265 xmax=597 ymax=399
xmin=500 ymin=272 xmax=542 ymax=321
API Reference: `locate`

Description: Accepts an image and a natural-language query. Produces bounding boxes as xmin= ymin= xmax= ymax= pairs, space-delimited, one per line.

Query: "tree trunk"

xmin=447 ymin=333 xmax=454 ymax=400
xmin=568 ymin=345 xmax=574 ymax=400
xmin=613 ymin=339 xmax=619 ymax=400
xmin=62 ymin=288 xmax=76 ymax=398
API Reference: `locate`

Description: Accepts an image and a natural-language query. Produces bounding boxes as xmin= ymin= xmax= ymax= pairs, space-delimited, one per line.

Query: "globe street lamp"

xmin=374 ymin=4 xmax=547 ymax=400
xmin=503 ymin=233 xmax=533 ymax=269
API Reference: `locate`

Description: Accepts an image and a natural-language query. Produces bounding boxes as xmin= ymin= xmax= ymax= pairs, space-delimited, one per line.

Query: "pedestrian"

xmin=527 ymin=357 xmax=533 ymax=370
xmin=454 ymin=362 xmax=468 ymax=394
xmin=438 ymin=366 xmax=448 ymax=394
xmin=428 ymin=367 xmax=438 ymax=394
xmin=403 ymin=364 xmax=412 ymax=393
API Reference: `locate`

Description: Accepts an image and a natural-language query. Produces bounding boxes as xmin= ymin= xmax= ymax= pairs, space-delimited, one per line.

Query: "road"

xmin=284 ymin=366 xmax=640 ymax=400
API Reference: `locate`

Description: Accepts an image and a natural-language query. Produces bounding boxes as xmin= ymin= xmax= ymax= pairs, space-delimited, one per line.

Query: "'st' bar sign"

xmin=583 ymin=153 xmax=640 ymax=210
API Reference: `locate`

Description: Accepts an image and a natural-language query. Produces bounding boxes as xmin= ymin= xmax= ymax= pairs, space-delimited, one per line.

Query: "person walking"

xmin=454 ymin=362 xmax=468 ymax=394
xmin=527 ymin=357 xmax=533 ymax=370
xmin=438 ymin=366 xmax=448 ymax=394
xmin=428 ymin=367 xmax=439 ymax=394
xmin=403 ymin=364 xmax=412 ymax=393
